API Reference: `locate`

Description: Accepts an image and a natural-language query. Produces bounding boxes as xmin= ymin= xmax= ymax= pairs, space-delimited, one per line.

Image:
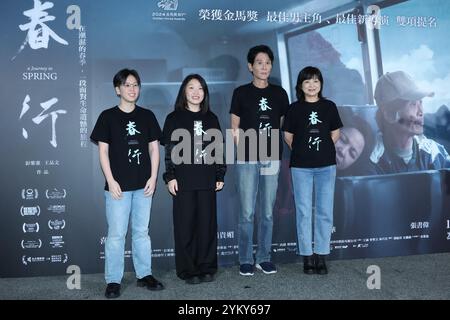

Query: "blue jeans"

xmin=104 ymin=188 xmax=152 ymax=283
xmin=291 ymin=165 xmax=336 ymax=256
xmin=235 ymin=161 xmax=280 ymax=264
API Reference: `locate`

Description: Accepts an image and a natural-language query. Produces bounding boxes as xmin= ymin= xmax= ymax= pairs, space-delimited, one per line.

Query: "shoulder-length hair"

xmin=174 ymin=74 xmax=210 ymax=114
xmin=295 ymin=66 xmax=324 ymax=101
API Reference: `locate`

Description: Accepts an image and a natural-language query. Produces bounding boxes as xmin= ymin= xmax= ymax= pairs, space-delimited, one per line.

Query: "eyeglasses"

xmin=121 ymin=83 xmax=140 ymax=89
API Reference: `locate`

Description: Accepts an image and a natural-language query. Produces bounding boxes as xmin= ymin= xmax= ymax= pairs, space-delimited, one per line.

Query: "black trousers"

xmin=173 ymin=189 xmax=218 ymax=279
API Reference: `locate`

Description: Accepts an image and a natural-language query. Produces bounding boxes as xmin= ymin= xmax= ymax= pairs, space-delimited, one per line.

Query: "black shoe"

xmin=199 ymin=273 xmax=214 ymax=283
xmin=105 ymin=283 xmax=121 ymax=299
xmin=137 ymin=275 xmax=165 ymax=291
xmin=185 ymin=276 xmax=201 ymax=285
xmin=303 ymin=255 xmax=315 ymax=274
xmin=315 ymin=254 xmax=328 ymax=275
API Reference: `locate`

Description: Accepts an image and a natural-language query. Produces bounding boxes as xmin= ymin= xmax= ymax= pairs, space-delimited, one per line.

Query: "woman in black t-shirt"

xmin=282 ymin=66 xmax=342 ymax=275
xmin=161 ymin=74 xmax=226 ymax=284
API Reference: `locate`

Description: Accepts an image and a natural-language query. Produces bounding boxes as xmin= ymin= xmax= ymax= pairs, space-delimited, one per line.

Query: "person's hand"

xmin=108 ymin=180 xmax=122 ymax=200
xmin=215 ymin=181 xmax=224 ymax=192
xmin=167 ymin=179 xmax=178 ymax=196
xmin=144 ymin=177 xmax=157 ymax=197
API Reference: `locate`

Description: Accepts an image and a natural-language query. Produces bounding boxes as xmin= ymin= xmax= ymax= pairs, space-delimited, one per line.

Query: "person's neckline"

xmin=117 ymin=104 xmax=136 ymax=114
xmin=303 ymin=98 xmax=320 ymax=104
xmin=184 ymin=106 xmax=202 ymax=113
xmin=251 ymin=81 xmax=270 ymax=89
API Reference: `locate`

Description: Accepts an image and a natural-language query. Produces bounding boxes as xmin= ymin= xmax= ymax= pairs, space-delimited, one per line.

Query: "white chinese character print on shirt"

xmin=259 ymin=122 xmax=273 ymax=137
xmin=125 ymin=121 xmax=142 ymax=165
xmin=194 ymin=121 xmax=206 ymax=136
xmin=193 ymin=120 xmax=206 ymax=163
xmin=307 ymin=111 xmax=322 ymax=151
xmin=126 ymin=121 xmax=141 ymax=136
xmin=308 ymin=111 xmax=322 ymax=125
xmin=258 ymin=97 xmax=272 ymax=111
xmin=128 ymin=148 xmax=142 ymax=165
xmin=308 ymin=136 xmax=322 ymax=151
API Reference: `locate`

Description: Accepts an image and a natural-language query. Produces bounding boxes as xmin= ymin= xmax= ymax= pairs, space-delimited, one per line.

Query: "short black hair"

xmin=113 ymin=68 xmax=141 ymax=88
xmin=174 ymin=74 xmax=210 ymax=114
xmin=247 ymin=45 xmax=274 ymax=64
xmin=295 ymin=66 xmax=324 ymax=101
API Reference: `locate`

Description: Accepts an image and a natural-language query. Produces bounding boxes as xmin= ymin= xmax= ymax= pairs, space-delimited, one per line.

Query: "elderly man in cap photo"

xmin=367 ymin=70 xmax=450 ymax=175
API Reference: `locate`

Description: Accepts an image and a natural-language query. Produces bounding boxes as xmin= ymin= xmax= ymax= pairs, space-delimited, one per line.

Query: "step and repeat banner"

xmin=1 ymin=0 xmax=449 ymax=277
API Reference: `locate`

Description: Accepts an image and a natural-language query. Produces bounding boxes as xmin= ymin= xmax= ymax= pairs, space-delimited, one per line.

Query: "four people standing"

xmin=92 ymin=49 xmax=342 ymax=297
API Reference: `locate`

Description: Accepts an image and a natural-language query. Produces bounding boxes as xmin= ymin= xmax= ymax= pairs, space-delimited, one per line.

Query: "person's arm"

xmin=279 ymin=88 xmax=289 ymax=134
xmin=161 ymin=115 xmax=178 ymax=196
xmin=231 ymin=113 xmax=240 ymax=145
xmin=331 ymin=129 xmax=341 ymax=144
xmin=215 ymin=161 xmax=226 ymax=186
xmin=330 ymin=102 xmax=343 ymax=144
xmin=214 ymin=116 xmax=226 ymax=192
xmin=284 ymin=132 xmax=294 ymax=150
xmin=144 ymin=140 xmax=160 ymax=196
xmin=163 ymin=143 xmax=178 ymax=196
xmin=98 ymin=141 xmax=122 ymax=200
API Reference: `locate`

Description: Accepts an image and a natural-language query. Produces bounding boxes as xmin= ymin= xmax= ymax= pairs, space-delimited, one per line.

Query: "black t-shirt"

xmin=90 ymin=106 xmax=162 ymax=191
xmin=282 ymin=99 xmax=343 ymax=168
xmin=161 ymin=108 xmax=226 ymax=191
xmin=229 ymin=83 xmax=289 ymax=161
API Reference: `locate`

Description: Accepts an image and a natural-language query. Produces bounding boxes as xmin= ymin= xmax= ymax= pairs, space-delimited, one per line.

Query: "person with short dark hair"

xmin=161 ymin=74 xmax=226 ymax=284
xmin=91 ymin=68 xmax=164 ymax=298
xmin=283 ymin=66 xmax=342 ymax=275
xmin=230 ymin=45 xmax=289 ymax=276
